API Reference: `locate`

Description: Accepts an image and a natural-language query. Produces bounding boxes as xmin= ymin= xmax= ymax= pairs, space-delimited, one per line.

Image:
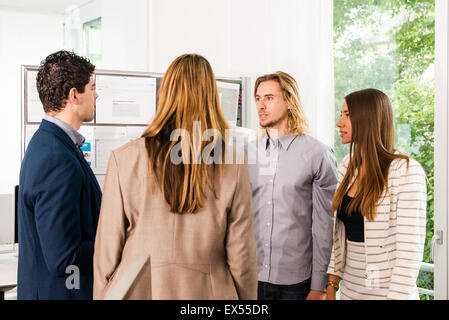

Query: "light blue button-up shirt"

xmin=246 ymin=132 xmax=337 ymax=291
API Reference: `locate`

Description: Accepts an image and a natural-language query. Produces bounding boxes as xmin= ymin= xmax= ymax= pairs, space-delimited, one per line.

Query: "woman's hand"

xmin=326 ymin=286 xmax=337 ymax=300
xmin=325 ymin=274 xmax=341 ymax=300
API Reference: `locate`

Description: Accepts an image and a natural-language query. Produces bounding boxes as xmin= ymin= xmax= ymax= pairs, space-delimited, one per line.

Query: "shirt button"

xmin=269 ymin=179 xmax=273 ymax=183
xmin=267 ymin=201 xmax=271 ymax=205
xmin=264 ymin=265 xmax=268 ymax=268
xmin=265 ymin=243 xmax=269 ymax=247
xmin=266 ymin=223 xmax=270 ymax=226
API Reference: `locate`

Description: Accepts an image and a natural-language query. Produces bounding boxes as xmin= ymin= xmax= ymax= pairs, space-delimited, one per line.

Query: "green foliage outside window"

xmin=334 ymin=0 xmax=435 ymax=299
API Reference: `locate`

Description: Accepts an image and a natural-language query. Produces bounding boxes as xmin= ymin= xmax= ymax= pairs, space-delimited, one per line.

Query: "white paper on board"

xmin=96 ymin=174 xmax=106 ymax=191
xmin=92 ymin=126 xmax=129 ymax=174
xmin=78 ymin=126 xmax=95 ymax=168
xmin=126 ymin=126 xmax=147 ymax=141
xmin=24 ymin=124 xmax=40 ymax=152
xmin=217 ymin=81 xmax=240 ymax=127
xmin=95 ymin=75 xmax=156 ymax=125
xmin=26 ymin=70 xmax=45 ymax=123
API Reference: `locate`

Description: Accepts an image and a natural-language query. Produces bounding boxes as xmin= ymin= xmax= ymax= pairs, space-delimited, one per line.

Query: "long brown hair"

xmin=141 ymin=54 xmax=229 ymax=214
xmin=254 ymin=71 xmax=309 ymax=135
xmin=332 ymin=88 xmax=409 ymax=221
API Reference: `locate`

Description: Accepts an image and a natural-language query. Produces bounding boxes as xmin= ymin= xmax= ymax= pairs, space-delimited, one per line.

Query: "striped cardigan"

xmin=327 ymin=154 xmax=427 ymax=300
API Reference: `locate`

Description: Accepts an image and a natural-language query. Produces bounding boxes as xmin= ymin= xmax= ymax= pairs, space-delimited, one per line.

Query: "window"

xmin=333 ymin=0 xmax=435 ymax=299
xmin=83 ymin=17 xmax=102 ymax=66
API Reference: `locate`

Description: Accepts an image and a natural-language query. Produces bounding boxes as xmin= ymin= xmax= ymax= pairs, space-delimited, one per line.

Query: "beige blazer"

xmin=93 ymin=138 xmax=258 ymax=300
xmin=328 ymin=154 xmax=427 ymax=300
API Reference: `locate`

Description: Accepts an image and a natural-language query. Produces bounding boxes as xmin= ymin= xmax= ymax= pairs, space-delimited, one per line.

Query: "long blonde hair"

xmin=142 ymin=54 xmax=229 ymax=214
xmin=332 ymin=89 xmax=409 ymax=221
xmin=254 ymin=71 xmax=309 ymax=135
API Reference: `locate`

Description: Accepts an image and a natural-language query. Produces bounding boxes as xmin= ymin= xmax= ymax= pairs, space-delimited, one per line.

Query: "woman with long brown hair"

xmin=93 ymin=54 xmax=257 ymax=299
xmin=326 ymin=89 xmax=427 ymax=300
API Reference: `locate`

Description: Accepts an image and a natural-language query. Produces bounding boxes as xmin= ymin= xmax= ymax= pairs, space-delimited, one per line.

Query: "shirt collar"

xmin=44 ymin=115 xmax=86 ymax=148
xmin=263 ymin=130 xmax=297 ymax=151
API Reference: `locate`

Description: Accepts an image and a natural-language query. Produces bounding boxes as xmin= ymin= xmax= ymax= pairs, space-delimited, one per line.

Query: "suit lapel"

xmin=78 ymin=151 xmax=102 ymax=195
xmin=40 ymin=120 xmax=102 ymax=195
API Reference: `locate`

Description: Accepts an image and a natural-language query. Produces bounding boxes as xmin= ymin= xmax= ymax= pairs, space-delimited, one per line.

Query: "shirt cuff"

xmin=311 ymin=271 xmax=328 ymax=292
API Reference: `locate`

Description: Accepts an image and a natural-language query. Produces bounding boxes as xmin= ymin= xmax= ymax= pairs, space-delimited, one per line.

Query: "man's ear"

xmin=67 ymin=87 xmax=78 ymax=105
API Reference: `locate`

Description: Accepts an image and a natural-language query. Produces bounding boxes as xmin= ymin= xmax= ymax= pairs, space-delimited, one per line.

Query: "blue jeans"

xmin=257 ymin=278 xmax=311 ymax=300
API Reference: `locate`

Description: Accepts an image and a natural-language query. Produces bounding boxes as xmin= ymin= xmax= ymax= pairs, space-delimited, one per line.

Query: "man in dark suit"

xmin=18 ymin=50 xmax=102 ymax=300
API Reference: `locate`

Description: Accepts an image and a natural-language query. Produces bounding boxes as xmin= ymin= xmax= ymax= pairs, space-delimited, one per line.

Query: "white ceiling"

xmin=0 ymin=0 xmax=91 ymax=14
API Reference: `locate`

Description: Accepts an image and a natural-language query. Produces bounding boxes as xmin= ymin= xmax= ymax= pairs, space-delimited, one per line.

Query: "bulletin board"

xmin=21 ymin=65 xmax=252 ymax=189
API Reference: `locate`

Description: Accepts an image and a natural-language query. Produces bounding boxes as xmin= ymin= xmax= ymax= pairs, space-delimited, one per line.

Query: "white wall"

xmin=0 ymin=8 xmax=63 ymax=194
xmin=148 ymin=0 xmax=334 ymax=143
xmin=70 ymin=0 xmax=149 ymax=71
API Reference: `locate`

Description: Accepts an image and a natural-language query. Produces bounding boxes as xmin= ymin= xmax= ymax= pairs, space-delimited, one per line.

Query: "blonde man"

xmin=246 ymin=71 xmax=337 ymax=300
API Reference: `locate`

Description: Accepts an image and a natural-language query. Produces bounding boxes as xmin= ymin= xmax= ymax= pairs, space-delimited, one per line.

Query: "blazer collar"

xmin=43 ymin=115 xmax=85 ymax=148
xmin=40 ymin=119 xmax=79 ymax=153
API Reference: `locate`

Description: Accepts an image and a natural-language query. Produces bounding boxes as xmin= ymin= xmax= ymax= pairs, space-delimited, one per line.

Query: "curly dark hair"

xmin=36 ymin=50 xmax=95 ymax=113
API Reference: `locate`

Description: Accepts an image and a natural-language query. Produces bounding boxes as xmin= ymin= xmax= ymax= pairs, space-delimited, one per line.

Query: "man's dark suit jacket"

xmin=18 ymin=119 xmax=102 ymax=300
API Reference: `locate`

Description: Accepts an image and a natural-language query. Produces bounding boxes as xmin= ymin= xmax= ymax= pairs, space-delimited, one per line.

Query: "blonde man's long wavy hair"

xmin=254 ymin=71 xmax=309 ymax=135
xmin=332 ymin=89 xmax=409 ymax=221
xmin=141 ymin=54 xmax=229 ymax=214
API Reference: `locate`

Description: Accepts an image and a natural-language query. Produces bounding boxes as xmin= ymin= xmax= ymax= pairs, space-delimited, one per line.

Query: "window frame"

xmin=434 ymin=0 xmax=449 ymax=300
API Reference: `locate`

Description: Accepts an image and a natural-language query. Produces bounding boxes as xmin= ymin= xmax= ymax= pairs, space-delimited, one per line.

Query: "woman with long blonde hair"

xmin=93 ymin=54 xmax=257 ymax=299
xmin=326 ymin=88 xmax=427 ymax=300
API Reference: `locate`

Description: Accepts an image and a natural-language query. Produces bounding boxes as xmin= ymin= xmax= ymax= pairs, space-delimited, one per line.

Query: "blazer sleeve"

xmin=387 ymin=159 xmax=427 ymax=300
xmin=327 ymin=216 xmax=345 ymax=279
xmin=226 ymin=159 xmax=258 ymax=300
xmin=33 ymin=152 xmax=94 ymax=277
xmin=93 ymin=151 xmax=127 ymax=299
xmin=327 ymin=239 xmax=345 ymax=279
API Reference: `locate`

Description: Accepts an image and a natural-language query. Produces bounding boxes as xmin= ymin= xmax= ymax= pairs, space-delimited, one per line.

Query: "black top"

xmin=337 ymin=194 xmax=365 ymax=242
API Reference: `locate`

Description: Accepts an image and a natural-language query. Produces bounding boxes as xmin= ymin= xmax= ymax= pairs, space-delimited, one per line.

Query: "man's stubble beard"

xmin=260 ymin=113 xmax=288 ymax=129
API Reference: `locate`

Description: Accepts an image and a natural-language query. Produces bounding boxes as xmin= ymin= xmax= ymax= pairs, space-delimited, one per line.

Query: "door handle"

xmin=430 ymin=230 xmax=443 ymax=262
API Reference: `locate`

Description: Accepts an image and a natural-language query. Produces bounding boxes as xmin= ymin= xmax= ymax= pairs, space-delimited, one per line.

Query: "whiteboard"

xmin=21 ymin=66 xmax=250 ymax=191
